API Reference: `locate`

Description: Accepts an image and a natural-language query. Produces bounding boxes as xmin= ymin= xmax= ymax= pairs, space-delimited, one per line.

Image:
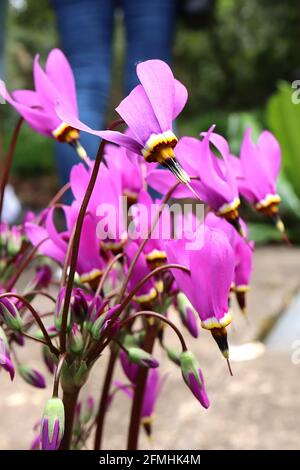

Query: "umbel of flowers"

xmin=0 ymin=50 xmax=286 ymax=450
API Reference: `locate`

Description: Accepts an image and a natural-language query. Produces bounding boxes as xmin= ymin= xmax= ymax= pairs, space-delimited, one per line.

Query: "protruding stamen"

xmin=210 ymin=327 xmax=229 ymax=359
xmin=226 ymin=358 xmax=233 ymax=376
xmin=69 ymin=139 xmax=91 ymax=166
xmin=163 ymin=158 xmax=190 ymax=184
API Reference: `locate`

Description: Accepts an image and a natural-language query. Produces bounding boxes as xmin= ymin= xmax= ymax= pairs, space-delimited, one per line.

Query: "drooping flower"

xmin=235 ymin=128 xmax=284 ymax=232
xmin=205 ymin=212 xmax=254 ymax=315
xmin=0 ymin=326 xmax=15 ymax=380
xmin=70 ymin=162 xmax=128 ymax=253
xmin=129 ymin=190 xmax=169 ymax=270
xmin=180 ymin=350 xmax=210 ymax=409
xmin=0 ymin=49 xmax=86 ymax=158
xmin=56 ymin=59 xmax=190 ymax=183
xmin=104 ymin=143 xmax=145 ymax=205
xmin=25 ymin=204 xmax=105 ymax=288
xmin=113 ymin=369 xmax=167 ymax=436
xmin=41 ymin=397 xmax=65 ymax=450
xmin=165 ymin=225 xmax=235 ymax=357
xmin=125 ymin=241 xmax=159 ymax=305
xmin=147 ymin=130 xmax=244 ymax=235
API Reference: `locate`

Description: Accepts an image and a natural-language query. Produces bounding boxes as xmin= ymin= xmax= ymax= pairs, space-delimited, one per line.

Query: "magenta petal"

xmin=116 ymin=84 xmax=161 ymax=144
xmin=240 ymin=128 xmax=276 ymax=201
xmin=45 ymin=48 xmax=78 ymax=116
xmin=0 ymin=80 xmax=53 ymax=136
xmin=12 ymin=89 xmax=41 ymax=107
xmin=55 ymin=101 xmax=142 ymax=153
xmin=137 ymin=59 xmax=174 ymax=131
xmin=257 ymin=130 xmax=281 ymax=180
xmin=173 ymin=79 xmax=188 ymax=119
xmin=25 ymin=222 xmax=65 ymax=265
xmin=33 ymin=55 xmax=60 ymax=123
xmin=188 ymin=371 xmax=210 ymax=409
xmin=189 ymin=227 xmax=234 ymax=324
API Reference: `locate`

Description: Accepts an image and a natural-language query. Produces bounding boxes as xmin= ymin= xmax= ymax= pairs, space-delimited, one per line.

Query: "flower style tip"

xmin=180 ymin=350 xmax=210 ymax=409
xmin=127 ymin=347 xmax=159 ymax=369
xmin=210 ymin=327 xmax=230 ymax=360
xmin=41 ymin=398 xmax=65 ymax=450
xmin=162 ymin=156 xmax=190 ymax=184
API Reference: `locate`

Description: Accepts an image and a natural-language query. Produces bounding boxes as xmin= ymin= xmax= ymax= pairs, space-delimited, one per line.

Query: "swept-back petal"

xmin=116 ymin=84 xmax=161 ymax=144
xmin=137 ymin=60 xmax=174 ymax=131
xmin=45 ymin=48 xmax=78 ymax=116
xmin=0 ymin=80 xmax=53 ymax=136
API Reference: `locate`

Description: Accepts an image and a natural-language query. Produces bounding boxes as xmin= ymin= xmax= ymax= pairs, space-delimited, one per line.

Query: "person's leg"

xmin=52 ymin=0 xmax=114 ymax=196
xmin=122 ymin=0 xmax=177 ymax=94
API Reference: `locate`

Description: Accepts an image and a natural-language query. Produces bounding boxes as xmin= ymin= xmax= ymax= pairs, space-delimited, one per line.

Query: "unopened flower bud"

xmin=180 ymin=350 xmax=210 ymax=409
xmin=41 ymin=398 xmax=65 ymax=450
xmin=127 ymin=347 xmax=159 ymax=369
xmin=54 ymin=287 xmax=70 ymax=332
xmin=68 ymin=323 xmax=83 ymax=354
xmin=18 ymin=364 xmax=46 ymax=388
xmin=166 ymin=347 xmax=181 ymax=366
xmin=70 ymin=288 xmax=89 ymax=323
xmin=177 ymin=293 xmax=199 ymax=338
xmin=0 ymin=297 xmax=23 ymax=332
xmin=91 ymin=305 xmax=120 ymax=341
xmin=42 ymin=345 xmax=57 ymax=375
xmin=0 ymin=326 xmax=15 ymax=380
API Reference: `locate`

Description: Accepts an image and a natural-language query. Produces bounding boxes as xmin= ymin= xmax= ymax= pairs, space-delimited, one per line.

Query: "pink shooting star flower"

xmin=129 ymin=190 xmax=169 ymax=270
xmin=56 ymin=59 xmax=190 ymax=183
xmin=147 ymin=129 xmax=244 ymax=236
xmin=70 ymin=162 xmax=128 ymax=253
xmin=25 ymin=205 xmax=105 ymax=289
xmin=165 ymin=225 xmax=235 ymax=360
xmin=104 ymin=143 xmax=146 ymax=206
xmin=125 ymin=241 xmax=160 ymax=305
xmin=113 ymin=369 xmax=167 ymax=437
xmin=0 ymin=49 xmax=87 ymax=160
xmin=235 ymin=128 xmax=285 ymax=235
xmin=205 ymin=212 xmax=254 ymax=315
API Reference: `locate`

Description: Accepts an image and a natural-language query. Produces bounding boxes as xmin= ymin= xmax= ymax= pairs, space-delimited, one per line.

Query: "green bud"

xmin=127 ymin=347 xmax=159 ymax=368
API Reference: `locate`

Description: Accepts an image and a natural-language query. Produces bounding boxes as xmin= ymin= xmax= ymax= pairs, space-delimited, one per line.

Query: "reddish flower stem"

xmin=93 ymin=348 xmax=118 ymax=450
xmin=0 ymin=117 xmax=24 ymax=225
xmin=59 ymin=119 xmax=124 ymax=352
xmin=127 ymin=321 xmax=158 ymax=450
xmin=0 ymin=292 xmax=59 ymax=356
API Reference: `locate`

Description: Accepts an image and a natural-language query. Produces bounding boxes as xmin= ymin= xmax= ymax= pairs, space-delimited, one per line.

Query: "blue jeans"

xmin=52 ymin=0 xmax=176 ymax=201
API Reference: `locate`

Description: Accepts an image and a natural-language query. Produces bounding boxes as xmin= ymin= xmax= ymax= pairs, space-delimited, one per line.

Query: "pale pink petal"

xmin=46 ymin=48 xmax=78 ymax=116
xmin=137 ymin=59 xmax=174 ymax=131
xmin=116 ymin=84 xmax=161 ymax=144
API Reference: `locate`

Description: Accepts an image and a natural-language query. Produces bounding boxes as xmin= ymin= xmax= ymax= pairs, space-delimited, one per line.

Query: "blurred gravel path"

xmin=1 ymin=246 xmax=300 ymax=450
